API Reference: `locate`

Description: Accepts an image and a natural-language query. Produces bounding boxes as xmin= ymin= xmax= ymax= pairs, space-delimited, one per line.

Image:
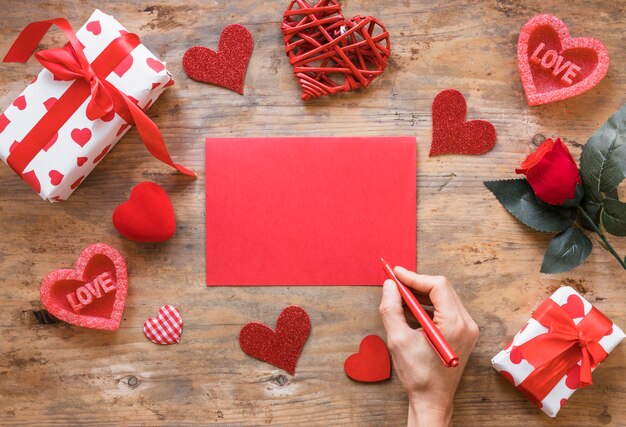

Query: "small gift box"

xmin=492 ymin=286 xmax=625 ymax=417
xmin=0 ymin=9 xmax=191 ymax=202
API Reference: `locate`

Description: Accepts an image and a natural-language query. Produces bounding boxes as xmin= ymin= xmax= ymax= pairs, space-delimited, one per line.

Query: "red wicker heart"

xmin=281 ymin=0 xmax=391 ymax=100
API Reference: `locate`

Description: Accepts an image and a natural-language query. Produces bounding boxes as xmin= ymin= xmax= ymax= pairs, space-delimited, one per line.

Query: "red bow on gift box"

xmin=516 ymin=297 xmax=612 ymax=404
xmin=3 ymin=18 xmax=194 ymax=177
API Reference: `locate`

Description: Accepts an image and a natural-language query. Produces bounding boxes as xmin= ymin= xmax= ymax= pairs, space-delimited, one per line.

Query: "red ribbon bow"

xmin=515 ymin=297 xmax=612 ymax=404
xmin=3 ymin=18 xmax=194 ymax=178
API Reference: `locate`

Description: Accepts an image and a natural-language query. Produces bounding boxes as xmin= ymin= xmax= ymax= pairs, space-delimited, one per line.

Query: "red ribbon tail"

xmin=123 ymin=96 xmax=195 ymax=177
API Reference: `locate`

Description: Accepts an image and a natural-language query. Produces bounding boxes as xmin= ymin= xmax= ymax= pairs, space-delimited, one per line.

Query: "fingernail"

xmin=383 ymin=280 xmax=394 ymax=293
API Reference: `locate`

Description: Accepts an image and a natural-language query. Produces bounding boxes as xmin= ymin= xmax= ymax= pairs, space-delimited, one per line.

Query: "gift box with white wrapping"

xmin=492 ymin=286 xmax=625 ymax=417
xmin=0 ymin=9 xmax=174 ymax=201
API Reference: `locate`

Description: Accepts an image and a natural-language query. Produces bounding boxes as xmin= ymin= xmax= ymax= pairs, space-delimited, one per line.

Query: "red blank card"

xmin=205 ymin=137 xmax=416 ymax=285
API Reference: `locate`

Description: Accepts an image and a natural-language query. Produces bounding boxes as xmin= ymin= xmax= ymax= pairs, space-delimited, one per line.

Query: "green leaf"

xmin=580 ymin=103 xmax=626 ymax=194
xmin=541 ymin=227 xmax=593 ymax=274
xmin=484 ymin=179 xmax=575 ymax=233
xmin=601 ymin=199 xmax=626 ymax=236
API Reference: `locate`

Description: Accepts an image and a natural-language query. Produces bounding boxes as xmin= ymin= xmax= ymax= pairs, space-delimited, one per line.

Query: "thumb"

xmin=379 ymin=279 xmax=412 ymax=335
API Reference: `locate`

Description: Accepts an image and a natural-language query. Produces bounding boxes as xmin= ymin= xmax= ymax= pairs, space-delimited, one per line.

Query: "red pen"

xmin=381 ymin=258 xmax=459 ymax=368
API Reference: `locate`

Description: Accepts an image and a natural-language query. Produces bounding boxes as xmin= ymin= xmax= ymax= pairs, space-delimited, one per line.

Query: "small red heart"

xmin=48 ymin=170 xmax=64 ymax=186
xmin=77 ymin=156 xmax=88 ymax=167
xmin=13 ymin=95 xmax=26 ymax=110
xmin=86 ymin=20 xmax=101 ymax=36
xmin=113 ymin=55 xmax=133 ymax=78
xmin=70 ymin=175 xmax=85 ymax=190
xmin=116 ymin=123 xmax=131 ymax=137
xmin=565 ymin=364 xmax=580 ymax=390
xmin=43 ymin=97 xmax=57 ymax=111
xmin=509 ymin=345 xmax=523 ymax=364
xmin=561 ymin=294 xmax=585 ymax=319
xmin=93 ymin=144 xmax=111 ymax=164
xmin=146 ymin=57 xmax=166 ymax=73
xmin=112 ymin=182 xmax=176 ymax=242
xmin=22 ymin=170 xmax=41 ymax=193
xmin=344 ymin=335 xmax=391 ymax=382
xmin=183 ymin=24 xmax=253 ymax=94
xmin=430 ymin=89 xmax=496 ymax=156
xmin=151 ymin=82 xmax=160 ymax=90
xmin=39 ymin=243 xmax=128 ymax=331
xmin=518 ymin=15 xmax=609 ymax=106
xmin=0 ymin=113 xmax=10 ymax=133
xmin=281 ymin=2 xmax=391 ymax=100
xmin=239 ymin=306 xmax=310 ymax=375
xmin=71 ymin=128 xmax=92 ymax=147
xmin=143 ymin=305 xmax=183 ymax=345
xmin=43 ymin=132 xmax=58 ymax=151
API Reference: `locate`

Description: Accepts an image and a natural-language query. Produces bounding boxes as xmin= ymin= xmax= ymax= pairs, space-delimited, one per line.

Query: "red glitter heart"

xmin=344 ymin=335 xmax=391 ymax=382
xmin=518 ymin=15 xmax=609 ymax=106
xmin=183 ymin=24 xmax=253 ymax=95
xmin=112 ymin=182 xmax=176 ymax=243
xmin=281 ymin=0 xmax=391 ymax=100
xmin=39 ymin=243 xmax=128 ymax=331
xmin=239 ymin=305 xmax=310 ymax=375
xmin=430 ymin=89 xmax=496 ymax=156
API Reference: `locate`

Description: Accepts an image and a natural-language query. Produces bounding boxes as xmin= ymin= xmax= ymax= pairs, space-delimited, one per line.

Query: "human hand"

xmin=378 ymin=267 xmax=479 ymax=426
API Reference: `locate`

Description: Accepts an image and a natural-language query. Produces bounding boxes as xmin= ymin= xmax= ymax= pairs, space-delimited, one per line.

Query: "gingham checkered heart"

xmin=143 ymin=305 xmax=183 ymax=345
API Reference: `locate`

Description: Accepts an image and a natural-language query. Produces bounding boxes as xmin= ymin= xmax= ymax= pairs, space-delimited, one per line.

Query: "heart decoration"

xmin=344 ymin=335 xmax=391 ymax=382
xmin=143 ymin=305 xmax=183 ymax=345
xmin=183 ymin=24 xmax=254 ymax=95
xmin=112 ymin=182 xmax=176 ymax=243
xmin=518 ymin=14 xmax=609 ymax=106
xmin=281 ymin=0 xmax=391 ymax=100
xmin=430 ymin=89 xmax=496 ymax=156
xmin=560 ymin=294 xmax=585 ymax=319
xmin=239 ymin=305 xmax=310 ymax=375
xmin=39 ymin=243 xmax=128 ymax=331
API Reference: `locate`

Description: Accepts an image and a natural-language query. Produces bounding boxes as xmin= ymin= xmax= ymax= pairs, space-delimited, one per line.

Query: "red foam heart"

xmin=239 ymin=305 xmax=310 ymax=375
xmin=518 ymin=15 xmax=609 ymax=106
xmin=13 ymin=95 xmax=26 ymax=110
xmin=113 ymin=54 xmax=133 ymax=78
xmin=281 ymin=0 xmax=391 ymax=100
xmin=183 ymin=24 xmax=253 ymax=95
xmin=344 ymin=335 xmax=391 ymax=382
xmin=39 ymin=243 xmax=128 ymax=331
xmin=143 ymin=305 xmax=183 ymax=345
xmin=561 ymin=294 xmax=585 ymax=319
xmin=86 ymin=20 xmax=101 ymax=36
xmin=430 ymin=89 xmax=496 ymax=156
xmin=146 ymin=57 xmax=165 ymax=73
xmin=112 ymin=182 xmax=176 ymax=243
xmin=71 ymin=128 xmax=92 ymax=147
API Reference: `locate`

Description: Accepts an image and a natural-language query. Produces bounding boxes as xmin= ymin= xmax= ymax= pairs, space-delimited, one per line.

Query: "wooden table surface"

xmin=0 ymin=0 xmax=624 ymax=425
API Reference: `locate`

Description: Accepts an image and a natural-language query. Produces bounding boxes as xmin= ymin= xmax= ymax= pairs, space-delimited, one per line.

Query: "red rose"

xmin=515 ymin=138 xmax=581 ymax=205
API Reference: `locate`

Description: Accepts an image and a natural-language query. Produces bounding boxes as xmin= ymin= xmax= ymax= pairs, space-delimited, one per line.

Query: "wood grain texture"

xmin=0 ymin=0 xmax=625 ymax=425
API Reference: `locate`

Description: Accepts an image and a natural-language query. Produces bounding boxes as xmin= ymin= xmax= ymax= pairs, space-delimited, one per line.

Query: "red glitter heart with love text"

xmin=239 ymin=306 xmax=310 ymax=375
xmin=281 ymin=0 xmax=391 ymax=100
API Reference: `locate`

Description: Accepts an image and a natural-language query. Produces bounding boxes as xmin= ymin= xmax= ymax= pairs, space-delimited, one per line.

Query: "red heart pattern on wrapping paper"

xmin=182 ymin=24 xmax=254 ymax=95
xmin=561 ymin=294 xmax=585 ymax=319
xmin=113 ymin=54 xmax=133 ymax=78
xmin=86 ymin=20 xmax=101 ymax=36
xmin=430 ymin=89 xmax=496 ymax=156
xmin=77 ymin=156 xmax=88 ymax=167
xmin=239 ymin=306 xmax=311 ymax=375
xmin=281 ymin=0 xmax=391 ymax=100
xmin=48 ymin=170 xmax=63 ymax=186
xmin=565 ymin=364 xmax=580 ymax=389
xmin=0 ymin=113 xmax=9 ymax=133
xmin=13 ymin=95 xmax=26 ymax=110
xmin=146 ymin=57 xmax=165 ymax=73
xmin=143 ymin=305 xmax=183 ymax=345
xmin=22 ymin=170 xmax=41 ymax=193
xmin=517 ymin=15 xmax=609 ymax=106
xmin=344 ymin=335 xmax=391 ymax=382
xmin=43 ymin=97 xmax=57 ymax=111
xmin=112 ymin=182 xmax=176 ymax=242
xmin=43 ymin=132 xmax=58 ymax=151
xmin=71 ymin=128 xmax=92 ymax=147
xmin=39 ymin=243 xmax=128 ymax=331
xmin=509 ymin=345 xmax=523 ymax=364
xmin=70 ymin=176 xmax=85 ymax=190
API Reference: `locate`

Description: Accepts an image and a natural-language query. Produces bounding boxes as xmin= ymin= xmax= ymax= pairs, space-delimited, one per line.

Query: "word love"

xmin=66 ymin=272 xmax=116 ymax=312
xmin=529 ymin=43 xmax=581 ymax=86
